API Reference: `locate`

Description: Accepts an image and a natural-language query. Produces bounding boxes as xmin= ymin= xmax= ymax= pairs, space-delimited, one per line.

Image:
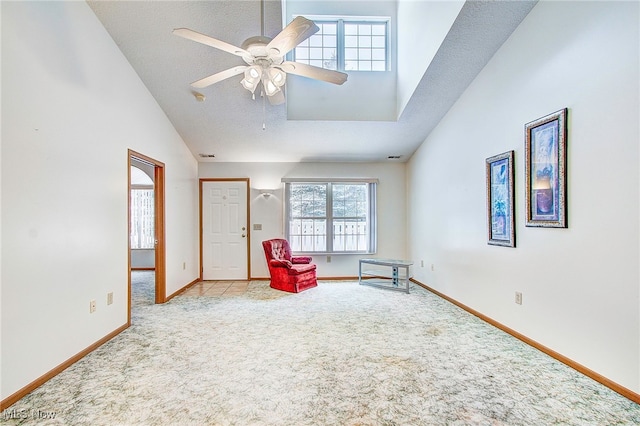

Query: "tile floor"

xmin=181 ymin=281 xmax=251 ymax=297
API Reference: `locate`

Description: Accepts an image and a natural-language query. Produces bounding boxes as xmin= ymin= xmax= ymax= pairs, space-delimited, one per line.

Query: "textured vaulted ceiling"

xmin=88 ymin=0 xmax=536 ymax=163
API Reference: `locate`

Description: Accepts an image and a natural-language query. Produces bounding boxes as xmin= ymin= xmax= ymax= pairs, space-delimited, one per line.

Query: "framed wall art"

xmin=486 ymin=150 xmax=515 ymax=247
xmin=524 ymin=108 xmax=568 ymax=228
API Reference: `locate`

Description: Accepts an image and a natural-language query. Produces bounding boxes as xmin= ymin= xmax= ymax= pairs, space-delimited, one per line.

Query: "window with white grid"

xmin=284 ymin=180 xmax=377 ymax=254
xmin=294 ymin=18 xmax=389 ymax=72
xmin=344 ymin=22 xmax=387 ymax=71
xmin=293 ymin=22 xmax=338 ymax=70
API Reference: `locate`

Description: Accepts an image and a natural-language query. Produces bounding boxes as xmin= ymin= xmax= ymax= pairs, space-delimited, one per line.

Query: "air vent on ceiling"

xmin=387 ymin=155 xmax=402 ymax=160
xmin=199 ymin=154 xmax=216 ymax=158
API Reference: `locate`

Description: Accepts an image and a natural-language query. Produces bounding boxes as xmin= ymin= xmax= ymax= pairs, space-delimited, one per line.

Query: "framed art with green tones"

xmin=486 ymin=150 xmax=515 ymax=247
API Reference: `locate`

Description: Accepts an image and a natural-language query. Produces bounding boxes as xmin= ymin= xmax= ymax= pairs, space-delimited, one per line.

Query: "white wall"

xmin=198 ymin=162 xmax=407 ymax=278
xmin=284 ymin=0 xmax=398 ymax=121
xmin=1 ymin=1 xmax=199 ymax=401
xmin=131 ymin=249 xmax=155 ymax=269
xmin=396 ymin=0 xmax=464 ymax=117
xmin=407 ymin=1 xmax=639 ymax=393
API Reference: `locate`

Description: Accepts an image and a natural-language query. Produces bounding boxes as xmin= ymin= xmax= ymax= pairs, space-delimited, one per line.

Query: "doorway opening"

xmin=128 ymin=150 xmax=166 ymax=323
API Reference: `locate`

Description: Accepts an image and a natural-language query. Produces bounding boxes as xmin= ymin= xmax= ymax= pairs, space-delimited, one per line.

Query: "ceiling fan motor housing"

xmin=241 ymin=36 xmax=284 ymax=66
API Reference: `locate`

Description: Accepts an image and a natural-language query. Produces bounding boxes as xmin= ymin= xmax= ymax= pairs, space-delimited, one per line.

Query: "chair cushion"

xmin=288 ymin=263 xmax=316 ymax=275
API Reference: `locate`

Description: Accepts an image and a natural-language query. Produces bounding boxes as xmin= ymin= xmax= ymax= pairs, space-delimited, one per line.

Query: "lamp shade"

xmin=269 ymin=67 xmax=287 ymax=87
xmin=262 ymin=75 xmax=281 ymax=96
xmin=241 ymin=65 xmax=262 ymax=93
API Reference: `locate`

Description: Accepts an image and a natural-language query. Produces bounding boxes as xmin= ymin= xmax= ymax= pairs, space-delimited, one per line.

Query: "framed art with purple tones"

xmin=486 ymin=150 xmax=515 ymax=247
xmin=525 ymin=108 xmax=568 ymax=228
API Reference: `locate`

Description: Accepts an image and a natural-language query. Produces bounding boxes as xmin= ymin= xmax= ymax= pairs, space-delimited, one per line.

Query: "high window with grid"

xmin=294 ymin=18 xmax=389 ymax=72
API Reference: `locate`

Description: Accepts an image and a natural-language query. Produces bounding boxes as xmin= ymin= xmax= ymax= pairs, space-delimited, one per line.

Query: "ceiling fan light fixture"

xmin=269 ymin=67 xmax=286 ymax=87
xmin=241 ymin=65 xmax=263 ymax=94
xmin=246 ymin=65 xmax=262 ymax=80
xmin=262 ymin=76 xmax=281 ymax=97
xmin=241 ymin=77 xmax=259 ymax=93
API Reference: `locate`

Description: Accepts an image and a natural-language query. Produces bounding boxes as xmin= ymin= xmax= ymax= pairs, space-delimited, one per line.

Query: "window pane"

xmin=290 ymin=199 xmax=302 ymax=216
xmin=344 ymin=23 xmax=358 ymax=35
xmin=359 ymin=61 xmax=372 ymax=71
xmin=359 ymin=49 xmax=371 ymax=60
xmin=358 ymin=36 xmax=371 ymax=48
xmin=288 ymin=184 xmax=327 ymax=252
xmin=372 ymin=49 xmax=385 ymax=60
xmin=345 ymin=48 xmax=358 ymax=60
xmin=333 ymin=219 xmax=367 ymax=252
xmin=358 ymin=24 xmax=372 ymax=36
xmin=323 ymin=35 xmax=336 ymax=47
xmin=345 ymin=60 xmax=357 ymax=71
xmin=313 ymin=184 xmax=326 ymax=199
xmin=309 ymin=47 xmax=322 ymax=59
xmin=323 ymin=49 xmax=337 ymax=69
xmin=321 ymin=23 xmax=337 ymax=35
xmin=291 ymin=219 xmax=327 ymax=252
xmin=372 ymin=61 xmax=386 ymax=71
xmin=372 ymin=36 xmax=385 ymax=48
xmin=372 ymin=24 xmax=386 ymax=36
xmin=345 ymin=35 xmax=358 ymax=48
xmin=310 ymin=59 xmax=323 ymax=67
xmin=295 ymin=48 xmax=309 ymax=60
xmin=309 ymin=34 xmax=323 ymax=47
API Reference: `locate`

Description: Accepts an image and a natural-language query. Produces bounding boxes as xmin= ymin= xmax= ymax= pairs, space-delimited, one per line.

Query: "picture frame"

xmin=524 ymin=108 xmax=568 ymax=228
xmin=486 ymin=150 xmax=515 ymax=247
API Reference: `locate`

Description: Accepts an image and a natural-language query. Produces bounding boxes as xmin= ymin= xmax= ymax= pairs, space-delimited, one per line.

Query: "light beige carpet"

xmin=3 ymin=272 xmax=639 ymax=425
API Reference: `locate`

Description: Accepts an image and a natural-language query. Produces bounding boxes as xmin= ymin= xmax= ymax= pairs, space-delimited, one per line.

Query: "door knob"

xmin=242 ymin=234 xmax=246 ymax=238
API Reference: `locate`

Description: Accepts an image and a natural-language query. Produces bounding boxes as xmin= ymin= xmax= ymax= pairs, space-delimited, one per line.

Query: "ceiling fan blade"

xmin=267 ymin=90 xmax=285 ymax=106
xmin=278 ymin=62 xmax=348 ymax=85
xmin=173 ymin=28 xmax=249 ymax=57
xmin=266 ymin=16 xmax=319 ymax=57
xmin=191 ymin=66 xmax=247 ymax=88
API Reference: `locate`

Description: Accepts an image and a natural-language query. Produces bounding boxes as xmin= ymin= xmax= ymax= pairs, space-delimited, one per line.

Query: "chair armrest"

xmin=291 ymin=256 xmax=312 ymax=264
xmin=269 ymin=259 xmax=292 ymax=268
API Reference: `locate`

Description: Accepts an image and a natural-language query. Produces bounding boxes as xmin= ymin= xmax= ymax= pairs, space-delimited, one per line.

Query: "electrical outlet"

xmin=90 ymin=300 xmax=96 ymax=313
xmin=326 ymin=255 xmax=331 ymax=263
xmin=515 ymin=292 xmax=522 ymax=305
xmin=420 ymin=260 xmax=424 ymax=267
xmin=430 ymin=264 xmax=435 ymax=271
xmin=183 ymin=262 xmax=186 ymax=270
xmin=107 ymin=292 xmax=113 ymax=305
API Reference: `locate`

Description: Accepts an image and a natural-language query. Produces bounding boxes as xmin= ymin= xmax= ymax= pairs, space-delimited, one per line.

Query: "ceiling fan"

xmin=173 ymin=15 xmax=348 ymax=105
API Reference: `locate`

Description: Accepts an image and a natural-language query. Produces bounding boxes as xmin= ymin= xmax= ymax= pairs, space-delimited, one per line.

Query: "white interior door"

xmin=201 ymin=180 xmax=248 ymax=280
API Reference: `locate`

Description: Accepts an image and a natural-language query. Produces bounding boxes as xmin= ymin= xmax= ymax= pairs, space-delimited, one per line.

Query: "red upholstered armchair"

xmin=262 ymin=239 xmax=317 ymax=293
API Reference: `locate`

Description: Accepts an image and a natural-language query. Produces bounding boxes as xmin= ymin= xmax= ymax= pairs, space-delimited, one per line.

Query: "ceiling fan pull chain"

xmin=262 ymin=93 xmax=266 ymax=130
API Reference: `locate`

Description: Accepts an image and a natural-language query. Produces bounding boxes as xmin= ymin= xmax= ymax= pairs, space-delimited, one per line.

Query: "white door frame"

xmin=199 ymin=178 xmax=251 ymax=280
